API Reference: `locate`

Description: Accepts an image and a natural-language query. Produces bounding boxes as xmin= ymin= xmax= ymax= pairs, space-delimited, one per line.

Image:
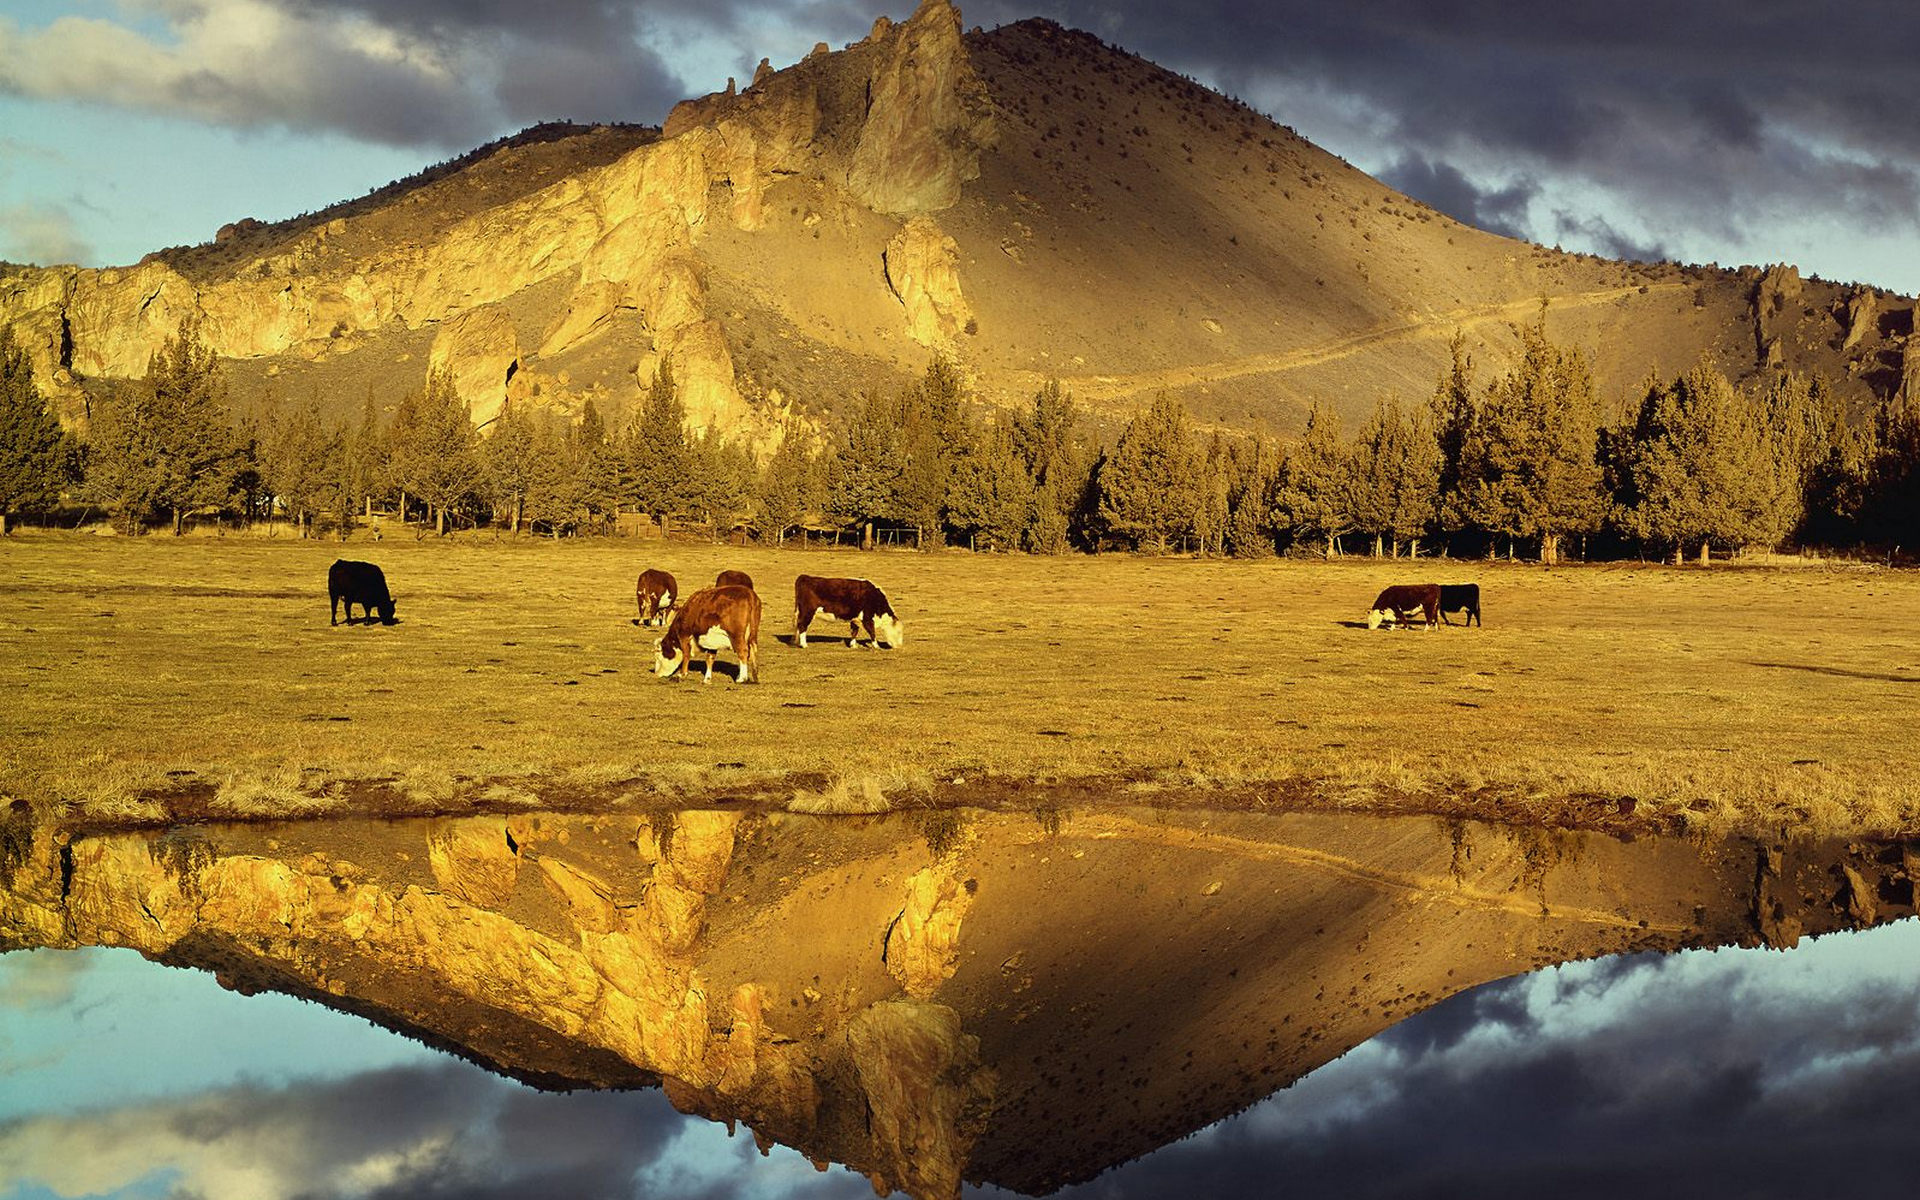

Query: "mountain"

xmin=2 ymin=0 xmax=1915 ymax=447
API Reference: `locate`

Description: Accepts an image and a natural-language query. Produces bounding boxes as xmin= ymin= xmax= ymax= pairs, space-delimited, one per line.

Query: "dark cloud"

xmin=1553 ymin=210 xmax=1669 ymax=264
xmin=961 ymin=0 xmax=1920 ymax=281
xmin=1378 ymin=154 xmax=1538 ymax=240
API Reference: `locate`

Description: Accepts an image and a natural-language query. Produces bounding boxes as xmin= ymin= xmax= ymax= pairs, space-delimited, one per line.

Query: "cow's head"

xmin=377 ymin=599 xmax=397 ymax=625
xmin=1366 ymin=608 xmax=1387 ymax=630
xmin=873 ymin=613 xmax=906 ymax=648
xmin=652 ymin=639 xmax=684 ymax=678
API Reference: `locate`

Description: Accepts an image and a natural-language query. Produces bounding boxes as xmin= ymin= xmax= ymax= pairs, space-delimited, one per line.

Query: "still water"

xmin=3 ymin=807 xmax=1917 ymax=1198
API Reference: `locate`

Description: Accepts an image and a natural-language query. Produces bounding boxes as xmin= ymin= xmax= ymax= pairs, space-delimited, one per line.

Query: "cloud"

xmin=0 ymin=2 xmax=687 ymax=148
xmin=0 ymin=201 xmax=94 ymax=266
xmin=1377 ymin=154 xmax=1538 ymax=240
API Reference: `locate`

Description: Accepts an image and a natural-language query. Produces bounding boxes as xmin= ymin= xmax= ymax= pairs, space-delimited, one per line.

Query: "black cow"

xmin=1439 ymin=583 xmax=1482 ymax=627
xmin=329 ymin=560 xmax=395 ymax=625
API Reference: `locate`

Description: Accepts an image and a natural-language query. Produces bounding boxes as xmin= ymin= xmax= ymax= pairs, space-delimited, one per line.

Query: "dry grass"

xmin=3 ymin=533 xmax=1918 ymax=838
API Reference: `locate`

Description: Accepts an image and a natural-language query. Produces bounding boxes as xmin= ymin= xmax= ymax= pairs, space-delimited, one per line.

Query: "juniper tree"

xmin=1455 ymin=314 xmax=1605 ymax=564
xmin=757 ymin=423 xmax=818 ymax=545
xmin=262 ymin=396 xmax=341 ymax=538
xmin=0 ymin=328 xmax=73 ymax=535
xmin=482 ymin=398 xmax=539 ymax=533
xmin=947 ymin=421 xmax=1034 ymax=551
xmin=1617 ymin=363 xmax=1796 ymax=562
xmin=1223 ymin=435 xmax=1281 ymax=558
xmin=1351 ymin=396 xmax=1441 ymax=557
xmin=622 ymin=364 xmax=694 ymax=522
xmin=146 ymin=318 xmax=242 ymax=534
xmin=825 ymin=388 xmax=905 ymax=540
xmin=1272 ymin=401 xmax=1354 ymax=556
xmin=1096 ymin=393 xmax=1200 ymax=552
xmin=1012 ymin=379 xmax=1089 ymax=554
xmin=391 ymin=369 xmax=481 ymax=535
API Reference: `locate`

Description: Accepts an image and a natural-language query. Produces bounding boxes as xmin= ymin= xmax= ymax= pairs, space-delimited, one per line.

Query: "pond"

xmin=2 ymin=807 xmax=1916 ymax=1198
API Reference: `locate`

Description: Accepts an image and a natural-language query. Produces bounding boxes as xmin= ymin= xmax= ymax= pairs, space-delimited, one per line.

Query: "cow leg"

xmin=331 ymin=595 xmax=339 ymax=626
xmin=796 ymin=608 xmax=809 ymax=649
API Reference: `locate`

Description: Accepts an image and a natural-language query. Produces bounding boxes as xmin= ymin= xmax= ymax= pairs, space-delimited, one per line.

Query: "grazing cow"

xmin=793 ymin=575 xmax=905 ymax=649
xmin=1366 ymin=583 xmax=1440 ymax=631
xmin=1439 ymin=583 xmax=1482 ymax=627
xmin=715 ymin=569 xmax=755 ymax=591
xmin=636 ymin=568 xmax=678 ymax=627
xmin=654 ymin=585 xmax=762 ymax=684
xmin=329 ymin=560 xmax=395 ymax=626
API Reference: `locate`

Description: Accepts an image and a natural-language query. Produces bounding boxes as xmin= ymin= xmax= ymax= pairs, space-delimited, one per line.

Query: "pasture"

xmin=3 ymin=534 xmax=1917 ymax=839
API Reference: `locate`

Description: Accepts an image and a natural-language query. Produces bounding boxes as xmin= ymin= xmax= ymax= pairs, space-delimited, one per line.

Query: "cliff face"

xmin=0 ymin=0 xmax=994 ymax=446
xmin=5 ymin=804 xmax=1910 ymax=1199
xmin=1 ymin=0 xmax=1913 ymax=447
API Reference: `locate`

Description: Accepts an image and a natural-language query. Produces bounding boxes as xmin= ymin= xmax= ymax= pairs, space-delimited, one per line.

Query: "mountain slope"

xmin=1 ymin=0 xmax=1912 ymax=448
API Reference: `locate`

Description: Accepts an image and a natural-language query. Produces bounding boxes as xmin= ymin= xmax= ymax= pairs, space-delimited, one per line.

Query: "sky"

xmin=4 ymin=922 xmax=1920 ymax=1199
xmin=1 ymin=1 xmax=1918 ymax=294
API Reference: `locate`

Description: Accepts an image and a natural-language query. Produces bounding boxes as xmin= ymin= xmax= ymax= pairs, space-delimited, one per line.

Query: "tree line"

xmin=1 ymin=315 xmax=1917 ymax=560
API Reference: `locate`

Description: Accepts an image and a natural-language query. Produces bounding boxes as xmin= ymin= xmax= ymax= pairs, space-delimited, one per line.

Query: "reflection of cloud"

xmin=0 ymin=202 xmax=93 ymax=266
xmin=0 ymin=949 xmax=95 ymax=1010
xmin=1046 ymin=924 xmax=1920 ymax=1199
xmin=0 ymin=1063 xmax=687 ymax=1200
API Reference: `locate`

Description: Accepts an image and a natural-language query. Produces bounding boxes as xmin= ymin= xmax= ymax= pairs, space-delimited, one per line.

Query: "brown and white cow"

xmin=636 ymin=568 xmax=678 ymax=627
xmin=654 ymin=585 xmax=762 ymax=683
xmin=715 ymin=569 xmax=755 ymax=591
xmin=1367 ymin=583 xmax=1440 ymax=630
xmin=793 ymin=575 xmax=905 ymax=649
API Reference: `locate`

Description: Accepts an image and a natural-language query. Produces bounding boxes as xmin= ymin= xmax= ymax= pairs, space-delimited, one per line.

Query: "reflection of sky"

xmin=4 ymin=921 xmax=1919 ymax=1199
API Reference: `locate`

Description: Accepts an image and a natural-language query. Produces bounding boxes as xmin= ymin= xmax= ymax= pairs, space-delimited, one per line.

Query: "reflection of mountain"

xmin=4 ymin=0 xmax=1913 ymax=448
xmin=1 ymin=807 xmax=1910 ymax=1199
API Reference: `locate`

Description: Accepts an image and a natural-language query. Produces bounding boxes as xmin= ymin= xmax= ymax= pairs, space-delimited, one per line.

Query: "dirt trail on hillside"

xmin=1020 ymin=283 xmax=1688 ymax=405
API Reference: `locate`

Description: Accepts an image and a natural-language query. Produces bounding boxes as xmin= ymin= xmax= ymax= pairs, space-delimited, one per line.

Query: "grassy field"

xmin=3 ymin=532 xmax=1918 ymax=838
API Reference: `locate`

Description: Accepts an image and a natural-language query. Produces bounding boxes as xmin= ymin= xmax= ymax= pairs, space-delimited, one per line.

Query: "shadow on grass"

xmin=1748 ymin=661 xmax=1919 ymax=685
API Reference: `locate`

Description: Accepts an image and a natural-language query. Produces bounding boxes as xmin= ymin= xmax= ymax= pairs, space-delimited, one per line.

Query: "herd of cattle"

xmin=327 ymin=559 xmax=1479 ymax=684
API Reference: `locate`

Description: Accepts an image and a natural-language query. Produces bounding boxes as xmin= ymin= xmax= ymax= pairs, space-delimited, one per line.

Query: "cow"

xmin=654 ymin=585 xmax=762 ymax=684
xmin=793 ymin=575 xmax=905 ymax=649
xmin=1366 ymin=583 xmax=1440 ymax=631
xmin=329 ymin=560 xmax=395 ymax=626
xmin=636 ymin=568 xmax=678 ymax=627
xmin=715 ymin=569 xmax=755 ymax=591
xmin=1439 ymin=583 xmax=1482 ymax=627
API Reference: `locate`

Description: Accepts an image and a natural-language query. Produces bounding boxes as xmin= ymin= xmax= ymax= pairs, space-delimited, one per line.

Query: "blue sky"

xmin=2 ymin=1 xmax=1917 ymax=294
xmin=6 ymin=922 xmax=1920 ymax=1199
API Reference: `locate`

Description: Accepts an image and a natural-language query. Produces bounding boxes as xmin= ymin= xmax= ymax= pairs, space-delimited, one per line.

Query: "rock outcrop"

xmin=848 ymin=0 xmax=996 ymax=216
xmin=885 ymin=217 xmax=975 ymax=349
xmin=1752 ymin=262 xmax=1804 ymax=365
xmin=1842 ymin=287 xmax=1879 ymax=351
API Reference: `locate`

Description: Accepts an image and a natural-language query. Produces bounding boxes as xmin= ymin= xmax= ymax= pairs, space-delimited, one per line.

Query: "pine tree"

xmin=1272 ymin=401 xmax=1354 ymax=556
xmin=1096 ymin=393 xmax=1201 ymax=552
xmin=573 ymin=399 xmax=621 ymax=531
xmin=895 ymin=360 xmax=972 ymax=548
xmin=0 ymin=327 xmax=73 ymax=535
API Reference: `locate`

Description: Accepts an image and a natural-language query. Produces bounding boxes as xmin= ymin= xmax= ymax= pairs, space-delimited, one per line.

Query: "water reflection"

xmin=2 ymin=807 xmax=1914 ymax=1199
